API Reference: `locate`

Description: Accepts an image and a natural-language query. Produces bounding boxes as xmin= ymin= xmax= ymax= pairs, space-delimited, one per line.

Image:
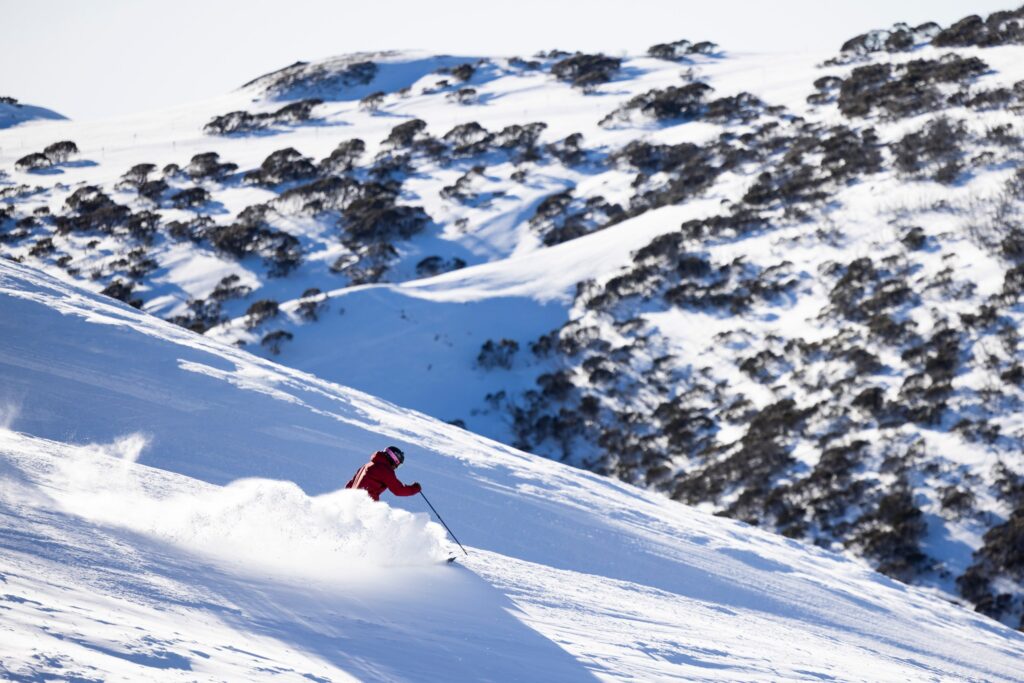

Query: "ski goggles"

xmin=385 ymin=447 xmax=404 ymax=467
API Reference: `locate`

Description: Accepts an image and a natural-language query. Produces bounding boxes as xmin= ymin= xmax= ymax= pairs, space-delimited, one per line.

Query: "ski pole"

xmin=420 ymin=491 xmax=468 ymax=556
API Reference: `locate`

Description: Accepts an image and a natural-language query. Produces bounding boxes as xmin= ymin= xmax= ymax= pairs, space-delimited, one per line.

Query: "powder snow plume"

xmin=53 ymin=436 xmax=450 ymax=575
xmin=0 ymin=400 xmax=20 ymax=431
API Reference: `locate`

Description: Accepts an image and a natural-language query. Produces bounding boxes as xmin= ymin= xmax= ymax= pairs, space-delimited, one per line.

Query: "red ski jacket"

xmin=345 ymin=451 xmax=421 ymax=501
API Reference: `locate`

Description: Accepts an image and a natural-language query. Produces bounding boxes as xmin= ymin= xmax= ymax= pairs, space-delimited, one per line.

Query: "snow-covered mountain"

xmin=3 ymin=255 xmax=1024 ymax=681
xmin=4 ymin=4 xmax=1024 ymax=636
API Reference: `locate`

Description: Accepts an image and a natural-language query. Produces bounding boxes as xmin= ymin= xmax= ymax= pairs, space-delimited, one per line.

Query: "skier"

xmin=345 ymin=446 xmax=422 ymax=501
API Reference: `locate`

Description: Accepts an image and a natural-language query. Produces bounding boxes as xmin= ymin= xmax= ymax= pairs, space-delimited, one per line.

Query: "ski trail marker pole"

xmin=420 ymin=491 xmax=469 ymax=556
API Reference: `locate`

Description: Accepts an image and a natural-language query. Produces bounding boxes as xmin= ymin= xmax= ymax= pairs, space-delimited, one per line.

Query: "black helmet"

xmin=384 ymin=445 xmax=405 ymax=467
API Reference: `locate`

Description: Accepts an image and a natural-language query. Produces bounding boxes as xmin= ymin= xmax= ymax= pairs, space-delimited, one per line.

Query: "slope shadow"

xmin=0 ymin=103 xmax=67 ymax=129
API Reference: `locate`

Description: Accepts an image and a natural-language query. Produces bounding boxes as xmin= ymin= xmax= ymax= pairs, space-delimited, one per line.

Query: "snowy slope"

xmin=0 ymin=97 xmax=65 ymax=129
xmin=3 ymin=253 xmax=1024 ymax=680
xmin=5 ymin=6 xmax=1024 ymax=631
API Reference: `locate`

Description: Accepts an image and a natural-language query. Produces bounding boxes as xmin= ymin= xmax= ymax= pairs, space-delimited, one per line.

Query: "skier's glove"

xmin=412 ymin=482 xmax=422 ymax=493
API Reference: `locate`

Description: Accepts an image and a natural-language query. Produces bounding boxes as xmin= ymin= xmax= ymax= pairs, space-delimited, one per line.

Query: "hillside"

xmin=3 ymin=7 xmax=1024 ymax=629
xmin=0 ymin=96 xmax=66 ymax=130
xmin=3 ymin=257 xmax=1024 ymax=680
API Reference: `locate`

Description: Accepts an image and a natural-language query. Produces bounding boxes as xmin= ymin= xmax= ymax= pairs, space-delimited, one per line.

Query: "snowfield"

xmin=7 ymin=7 xmax=1024 ymax=676
xmin=2 ymin=254 xmax=1024 ymax=681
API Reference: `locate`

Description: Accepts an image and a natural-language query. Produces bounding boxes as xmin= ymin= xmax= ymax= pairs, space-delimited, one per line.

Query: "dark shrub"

xmin=246 ymin=147 xmax=317 ymax=186
xmin=675 ymin=399 xmax=812 ymax=504
xmin=648 ymin=39 xmax=693 ymax=60
xmin=343 ymin=197 xmax=429 ymax=244
xmin=209 ymin=205 xmax=302 ymax=276
xmin=703 ymin=92 xmax=765 ymax=122
xmin=14 ymin=152 xmax=51 ymax=171
xmin=838 ymin=55 xmax=988 ymax=119
xmin=278 ymin=175 xmax=362 ymax=214
xmin=810 ymin=75 xmax=843 ymax=105
xmin=820 ymin=126 xmax=883 ymax=180
xmin=139 ymin=178 xmax=169 ymax=202
xmin=384 ymin=119 xmax=427 ymax=147
xmin=28 ymin=237 xmax=55 ymax=257
xmin=245 ymin=299 xmax=279 ymax=328
xmin=56 ymin=204 xmax=132 ymax=235
xmin=126 ymin=211 xmax=161 ymax=243
xmin=261 ymin=329 xmax=293 ymax=354
xmin=415 ymin=255 xmax=467 ymax=277
xmin=274 ymin=98 xmax=324 ymax=123
xmin=117 ymin=163 xmax=158 ymax=191
xmin=43 ymin=140 xmax=78 ymax=163
xmin=124 ymin=246 xmax=158 ymax=278
xmin=360 ymin=91 xmax=386 ymax=112
xmin=551 ymin=53 xmax=622 ymax=89
xmin=847 ymin=481 xmax=929 ymax=581
xmin=440 ymin=62 xmax=476 ymax=82
xmin=167 ymin=273 xmax=247 ymax=333
xmin=443 ymin=121 xmax=493 ymax=155
xmin=187 ymin=152 xmax=238 ymax=180
xmin=891 ymin=116 xmax=967 ymax=181
xmin=940 ymin=485 xmax=976 ymax=516
xmin=101 ymin=279 xmax=143 ymax=308
xmin=478 ymin=339 xmax=520 ymax=369
xmin=448 ymin=87 xmax=478 ymax=105
xmin=840 ymin=23 xmax=927 ymax=55
xmin=65 ymin=186 xmax=113 ymax=213
xmin=319 ymin=138 xmax=365 ymax=173
xmin=957 ymin=505 xmax=1024 ymax=621
xmin=441 ymin=166 xmax=486 ymax=203
xmin=852 ymin=387 xmax=886 ymax=412
xmin=509 ymin=57 xmax=542 ymax=70
xmin=605 ymin=83 xmax=713 ymax=124
xmin=690 ymin=41 xmax=719 ymax=55
xmin=329 ymin=241 xmax=398 ymax=284
xmin=297 ymin=288 xmax=328 ymax=321
xmin=170 ymin=187 xmax=211 ymax=209
xmin=211 ymin=273 xmax=251 ymax=302
xmin=547 ymin=133 xmax=586 ymax=166
xmin=340 ymin=183 xmax=430 ymax=245
xmin=203 ymin=111 xmax=257 ymax=135
xmin=901 ymin=227 xmax=927 ymax=250
xmin=613 ymin=139 xmax=701 ymax=174
xmin=493 ymin=122 xmax=547 ymax=159
xmin=934 ymin=8 xmax=1024 ymax=47
xmin=743 ymin=164 xmax=826 ymax=206
xmin=56 ymin=186 xmax=132 ymax=235
xmin=245 ymin=59 xmax=377 ymax=99
xmin=537 ymin=370 xmax=574 ymax=400
xmin=203 ymin=98 xmax=323 ymax=135
xmin=166 ymin=215 xmax=215 ymax=242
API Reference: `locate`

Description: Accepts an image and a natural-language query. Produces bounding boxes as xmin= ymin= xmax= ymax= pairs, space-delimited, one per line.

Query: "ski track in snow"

xmin=0 ymin=259 xmax=1023 ymax=681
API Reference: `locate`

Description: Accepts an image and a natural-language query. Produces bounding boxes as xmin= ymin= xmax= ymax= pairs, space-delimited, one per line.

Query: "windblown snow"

xmin=53 ymin=438 xmax=450 ymax=572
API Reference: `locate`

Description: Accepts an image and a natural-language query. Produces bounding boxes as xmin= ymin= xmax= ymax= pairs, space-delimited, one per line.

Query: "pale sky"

xmin=0 ymin=0 xmax=1015 ymax=121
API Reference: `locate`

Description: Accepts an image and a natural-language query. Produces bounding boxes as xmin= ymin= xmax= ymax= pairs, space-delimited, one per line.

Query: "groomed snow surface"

xmin=2 ymin=259 xmax=1024 ymax=681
